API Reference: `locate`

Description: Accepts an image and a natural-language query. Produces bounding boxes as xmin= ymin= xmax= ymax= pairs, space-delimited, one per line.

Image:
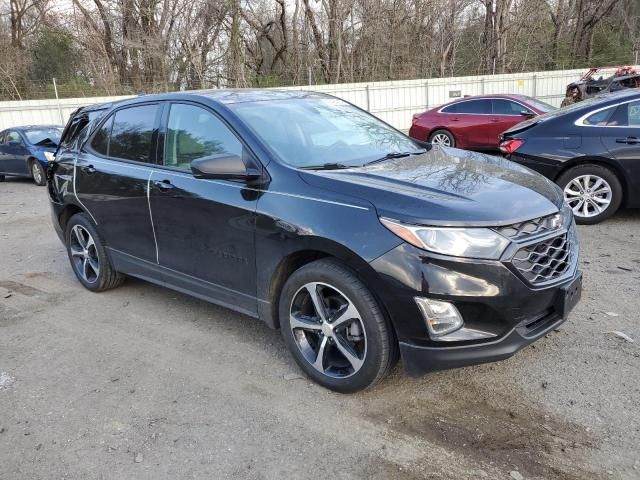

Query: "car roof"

xmin=450 ymin=94 xmax=533 ymax=102
xmin=191 ymin=89 xmax=330 ymax=104
xmin=74 ymin=89 xmax=331 ymax=115
xmin=591 ymin=88 xmax=640 ymax=103
xmin=3 ymin=125 xmax=62 ymax=131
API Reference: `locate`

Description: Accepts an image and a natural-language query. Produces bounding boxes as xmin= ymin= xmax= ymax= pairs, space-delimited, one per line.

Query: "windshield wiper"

xmin=364 ymin=149 xmax=426 ymax=166
xmin=300 ymin=163 xmax=352 ymax=170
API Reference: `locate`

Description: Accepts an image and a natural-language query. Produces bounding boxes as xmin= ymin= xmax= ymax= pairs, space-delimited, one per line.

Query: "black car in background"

xmin=48 ymin=90 xmax=582 ymax=392
xmin=500 ymin=90 xmax=640 ymax=224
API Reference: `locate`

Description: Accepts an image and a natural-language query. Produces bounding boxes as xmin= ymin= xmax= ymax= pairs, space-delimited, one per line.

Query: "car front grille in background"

xmin=496 ymin=213 xmax=562 ymax=241
xmin=511 ymin=230 xmax=577 ymax=285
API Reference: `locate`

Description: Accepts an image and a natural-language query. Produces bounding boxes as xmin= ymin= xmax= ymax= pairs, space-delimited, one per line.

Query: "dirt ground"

xmin=0 ymin=177 xmax=638 ymax=480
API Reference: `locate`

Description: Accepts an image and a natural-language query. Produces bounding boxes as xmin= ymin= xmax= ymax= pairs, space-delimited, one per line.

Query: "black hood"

xmin=301 ymin=146 xmax=564 ymax=227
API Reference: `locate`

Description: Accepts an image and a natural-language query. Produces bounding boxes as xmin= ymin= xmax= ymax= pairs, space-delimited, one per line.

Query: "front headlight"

xmin=44 ymin=151 xmax=55 ymax=162
xmin=380 ymin=217 xmax=510 ymax=259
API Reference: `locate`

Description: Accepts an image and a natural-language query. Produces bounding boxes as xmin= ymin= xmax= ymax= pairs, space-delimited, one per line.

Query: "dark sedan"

xmin=0 ymin=125 xmax=63 ymax=185
xmin=49 ymin=90 xmax=581 ymax=392
xmin=500 ymin=90 xmax=640 ymax=224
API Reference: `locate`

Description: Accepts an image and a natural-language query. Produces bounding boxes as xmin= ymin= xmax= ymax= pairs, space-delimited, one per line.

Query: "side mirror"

xmin=191 ymin=153 xmax=261 ymax=180
xmin=520 ymin=110 xmax=535 ymax=117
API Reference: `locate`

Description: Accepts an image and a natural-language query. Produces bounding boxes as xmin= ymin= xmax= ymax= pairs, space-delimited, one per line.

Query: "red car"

xmin=409 ymin=94 xmax=556 ymax=150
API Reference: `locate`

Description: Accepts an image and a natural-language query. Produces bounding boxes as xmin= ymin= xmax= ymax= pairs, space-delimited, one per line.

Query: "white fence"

xmin=0 ymin=66 xmax=634 ymax=131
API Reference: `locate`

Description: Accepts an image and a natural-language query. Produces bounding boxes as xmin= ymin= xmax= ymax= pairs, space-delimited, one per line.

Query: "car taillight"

xmin=499 ymin=138 xmax=524 ymax=154
xmin=412 ymin=113 xmax=421 ymax=124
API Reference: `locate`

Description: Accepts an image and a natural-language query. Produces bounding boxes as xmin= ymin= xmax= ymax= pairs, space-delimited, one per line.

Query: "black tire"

xmin=279 ymin=258 xmax=397 ymax=393
xmin=30 ymin=159 xmax=46 ymax=186
xmin=428 ymin=129 xmax=456 ymax=147
xmin=556 ymin=163 xmax=623 ymax=225
xmin=65 ymin=213 xmax=124 ymax=291
xmin=0 ymin=175 xmax=5 ymax=182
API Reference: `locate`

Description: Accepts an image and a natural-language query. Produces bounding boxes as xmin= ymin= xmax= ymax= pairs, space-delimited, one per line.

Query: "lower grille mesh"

xmin=512 ymin=232 xmax=574 ymax=285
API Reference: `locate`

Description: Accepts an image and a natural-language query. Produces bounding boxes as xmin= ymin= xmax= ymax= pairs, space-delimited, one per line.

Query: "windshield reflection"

xmin=230 ymin=96 xmax=420 ymax=168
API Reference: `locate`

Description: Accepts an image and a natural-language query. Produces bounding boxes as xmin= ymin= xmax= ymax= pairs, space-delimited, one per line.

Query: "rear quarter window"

xmin=444 ymin=100 xmax=491 ymax=114
xmin=90 ymin=115 xmax=113 ymax=156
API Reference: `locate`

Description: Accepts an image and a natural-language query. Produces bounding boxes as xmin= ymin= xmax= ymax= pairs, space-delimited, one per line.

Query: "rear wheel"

xmin=557 ymin=164 xmax=623 ymax=224
xmin=65 ymin=213 xmax=124 ymax=291
xmin=429 ymin=129 xmax=455 ymax=147
xmin=30 ymin=160 xmax=46 ymax=186
xmin=279 ymin=259 xmax=396 ymax=393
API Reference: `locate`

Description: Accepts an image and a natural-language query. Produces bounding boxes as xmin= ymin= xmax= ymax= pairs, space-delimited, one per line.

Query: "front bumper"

xmin=369 ymin=221 xmax=581 ymax=375
xmin=400 ymin=273 xmax=581 ymax=375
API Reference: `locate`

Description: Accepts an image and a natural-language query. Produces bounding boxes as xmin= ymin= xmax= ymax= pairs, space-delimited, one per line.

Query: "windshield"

xmin=230 ymin=96 xmax=421 ymax=168
xmin=526 ymin=98 xmax=556 ymax=113
xmin=24 ymin=127 xmax=62 ymax=146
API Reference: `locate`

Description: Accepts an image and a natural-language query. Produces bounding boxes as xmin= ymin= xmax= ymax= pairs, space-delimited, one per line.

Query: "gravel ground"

xmin=0 ymin=177 xmax=639 ymax=480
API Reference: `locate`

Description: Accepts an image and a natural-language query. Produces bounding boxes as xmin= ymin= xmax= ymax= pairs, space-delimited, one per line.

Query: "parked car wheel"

xmin=0 ymin=175 xmax=5 ymax=182
xmin=65 ymin=213 xmax=124 ymax=291
xmin=557 ymin=164 xmax=623 ymax=224
xmin=30 ymin=159 xmax=46 ymax=186
xmin=429 ymin=129 xmax=455 ymax=147
xmin=279 ymin=259 xmax=396 ymax=393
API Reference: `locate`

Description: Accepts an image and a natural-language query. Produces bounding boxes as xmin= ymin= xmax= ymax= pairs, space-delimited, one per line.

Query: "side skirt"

xmin=107 ymin=247 xmax=265 ymax=321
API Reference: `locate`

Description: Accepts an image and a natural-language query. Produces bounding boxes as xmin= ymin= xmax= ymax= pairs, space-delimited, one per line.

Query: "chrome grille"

xmin=496 ymin=213 xmax=562 ymax=241
xmin=511 ymin=230 xmax=576 ymax=285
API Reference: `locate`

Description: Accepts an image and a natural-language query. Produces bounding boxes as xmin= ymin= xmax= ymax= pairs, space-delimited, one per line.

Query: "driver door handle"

xmin=154 ymin=179 xmax=174 ymax=191
xmin=616 ymin=136 xmax=639 ymax=144
xmin=85 ymin=165 xmax=96 ymax=174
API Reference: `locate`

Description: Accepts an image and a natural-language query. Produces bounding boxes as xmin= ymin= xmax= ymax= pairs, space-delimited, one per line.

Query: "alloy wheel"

xmin=431 ymin=133 xmax=451 ymax=146
xmin=69 ymin=225 xmax=100 ymax=283
xmin=31 ymin=162 xmax=42 ymax=184
xmin=289 ymin=282 xmax=367 ymax=379
xmin=563 ymin=174 xmax=612 ymax=218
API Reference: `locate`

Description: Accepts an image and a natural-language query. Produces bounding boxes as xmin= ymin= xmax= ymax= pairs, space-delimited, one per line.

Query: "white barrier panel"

xmin=0 ymin=67 xmax=634 ymax=131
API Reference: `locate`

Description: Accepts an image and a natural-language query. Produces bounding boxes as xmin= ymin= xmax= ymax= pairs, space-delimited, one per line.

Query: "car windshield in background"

xmin=526 ymin=98 xmax=556 ymax=113
xmin=230 ymin=97 xmax=422 ymax=169
xmin=24 ymin=128 xmax=62 ymax=146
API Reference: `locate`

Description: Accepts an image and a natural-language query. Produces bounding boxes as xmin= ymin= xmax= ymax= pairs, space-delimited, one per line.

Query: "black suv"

xmin=49 ymin=90 xmax=582 ymax=392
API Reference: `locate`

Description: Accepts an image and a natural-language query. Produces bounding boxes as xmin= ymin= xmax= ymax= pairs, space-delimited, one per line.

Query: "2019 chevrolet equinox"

xmin=48 ymin=90 xmax=582 ymax=392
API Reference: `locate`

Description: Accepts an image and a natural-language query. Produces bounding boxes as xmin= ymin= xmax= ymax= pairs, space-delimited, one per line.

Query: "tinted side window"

xmin=109 ymin=104 xmax=159 ymax=162
xmin=584 ymin=107 xmax=615 ymax=126
xmin=607 ymin=101 xmax=640 ymax=126
xmin=492 ymin=99 xmax=529 ymax=115
xmin=164 ymin=103 xmax=242 ymax=170
xmin=441 ymin=103 xmax=459 ymax=113
xmin=456 ymin=100 xmax=491 ymax=114
xmin=7 ymin=131 xmax=22 ymax=143
xmin=90 ymin=115 xmax=113 ymax=155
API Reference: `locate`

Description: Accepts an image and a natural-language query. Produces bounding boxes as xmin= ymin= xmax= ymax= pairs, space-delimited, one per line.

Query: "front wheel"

xmin=429 ymin=129 xmax=455 ymax=147
xmin=557 ymin=164 xmax=623 ymax=224
xmin=279 ymin=259 xmax=397 ymax=393
xmin=30 ymin=160 xmax=46 ymax=186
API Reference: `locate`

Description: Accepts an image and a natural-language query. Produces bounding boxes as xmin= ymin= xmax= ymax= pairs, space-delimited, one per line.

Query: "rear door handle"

xmin=616 ymin=136 xmax=639 ymax=144
xmin=85 ymin=164 xmax=96 ymax=174
xmin=154 ymin=179 xmax=174 ymax=191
